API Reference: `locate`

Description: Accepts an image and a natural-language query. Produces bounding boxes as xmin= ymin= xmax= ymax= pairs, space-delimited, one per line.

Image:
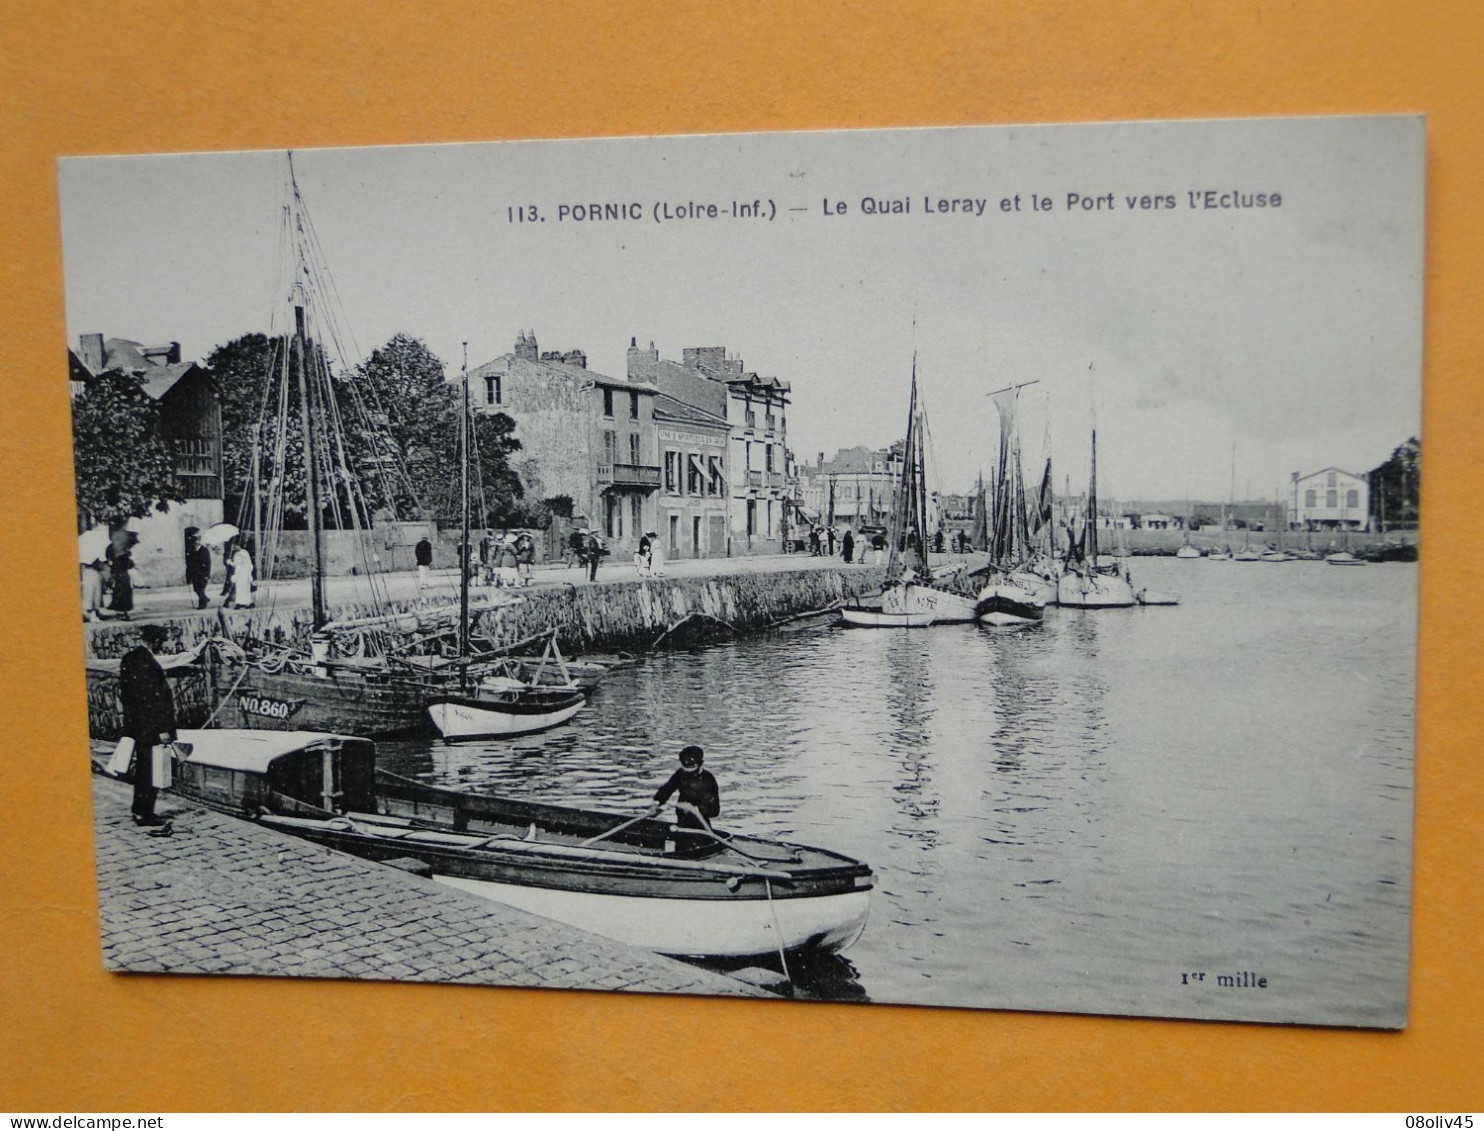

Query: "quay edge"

xmin=83 ymin=565 xmax=886 ymax=738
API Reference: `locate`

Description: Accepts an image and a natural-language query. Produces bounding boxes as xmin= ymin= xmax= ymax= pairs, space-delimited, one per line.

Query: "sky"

xmin=58 ymin=116 xmax=1423 ymax=504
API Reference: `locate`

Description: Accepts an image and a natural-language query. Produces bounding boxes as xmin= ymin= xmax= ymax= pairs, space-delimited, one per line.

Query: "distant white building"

xmin=1290 ymin=467 xmax=1370 ymax=530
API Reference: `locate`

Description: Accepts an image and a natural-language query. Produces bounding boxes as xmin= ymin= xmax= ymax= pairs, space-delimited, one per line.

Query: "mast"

xmin=293 ymin=302 xmax=326 ymax=629
xmin=458 ymin=343 xmax=471 ymax=673
xmin=885 ymin=355 xmax=919 ymax=577
xmin=285 ymin=152 xmax=327 ymax=630
xmin=971 ymin=471 xmax=988 ymax=553
xmin=1088 ymin=428 xmax=1099 ymax=562
xmin=986 ymin=380 xmax=1038 ymax=570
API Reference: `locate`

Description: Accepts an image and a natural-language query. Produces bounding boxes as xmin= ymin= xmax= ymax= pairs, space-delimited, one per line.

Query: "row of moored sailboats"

xmin=841 ymin=363 xmax=1167 ymax=630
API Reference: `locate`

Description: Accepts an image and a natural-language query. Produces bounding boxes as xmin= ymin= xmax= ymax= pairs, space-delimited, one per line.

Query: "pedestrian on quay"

xmin=647 ymin=532 xmax=664 ymax=578
xmin=827 ymin=527 xmax=837 ymax=556
xmin=584 ymin=529 xmax=603 ymax=582
xmin=184 ymin=527 xmax=212 ymax=610
xmin=515 ymin=530 xmax=535 ymax=587
xmin=842 ymin=527 xmax=855 ymax=564
xmin=415 ymin=535 xmax=433 ymax=589
xmin=107 ymin=531 xmax=137 ymax=619
xmin=81 ymin=556 xmax=107 ymax=621
xmin=119 ymin=623 xmax=178 ymax=829
xmin=634 ymin=531 xmax=652 ymax=577
xmin=496 ymin=534 xmax=519 ymax=587
xmin=646 ymin=744 xmax=720 ymax=857
xmin=808 ymin=527 xmax=820 ymax=556
xmin=223 ymin=538 xmax=255 ymax=608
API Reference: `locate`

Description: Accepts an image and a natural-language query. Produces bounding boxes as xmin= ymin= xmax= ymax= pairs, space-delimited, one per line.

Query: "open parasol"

xmin=78 ymin=526 xmax=109 ymax=564
xmin=200 ymin=522 xmax=239 ymax=547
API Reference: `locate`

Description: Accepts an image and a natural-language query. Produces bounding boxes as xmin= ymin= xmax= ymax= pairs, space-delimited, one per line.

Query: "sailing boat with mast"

xmin=213 ymin=155 xmax=436 ymax=735
xmin=214 ymin=155 xmax=543 ymax=738
xmin=972 ymin=381 xmax=1046 ymax=625
xmin=1056 ymin=428 xmax=1138 ymax=608
xmin=1208 ymin=446 xmax=1235 ymax=560
xmin=840 ymin=355 xmax=977 ymax=627
xmin=423 ymin=349 xmax=585 ymax=739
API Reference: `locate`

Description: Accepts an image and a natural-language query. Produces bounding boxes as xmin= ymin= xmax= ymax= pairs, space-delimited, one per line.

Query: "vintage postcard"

xmin=60 ymin=116 xmax=1421 ymax=1026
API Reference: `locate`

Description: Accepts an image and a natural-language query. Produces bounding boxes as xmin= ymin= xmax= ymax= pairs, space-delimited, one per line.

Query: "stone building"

xmin=627 ymin=339 xmax=792 ymax=554
xmin=653 ymin=393 xmax=730 ymax=559
xmin=1290 ymin=467 xmax=1371 ymax=530
xmin=467 ymin=331 xmax=660 ymax=552
xmin=798 ymin=445 xmax=904 ymax=533
xmin=69 ymin=333 xmax=224 ymax=586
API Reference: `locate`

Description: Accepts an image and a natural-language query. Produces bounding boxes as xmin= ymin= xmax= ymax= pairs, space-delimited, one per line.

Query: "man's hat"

xmin=138 ymin=624 xmax=170 ymax=644
xmin=184 ymin=526 xmax=200 ymax=537
xmin=679 ymin=744 xmax=704 ymax=766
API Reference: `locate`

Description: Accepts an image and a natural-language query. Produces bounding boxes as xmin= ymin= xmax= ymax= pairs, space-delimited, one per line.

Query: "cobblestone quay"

xmin=92 ymin=774 xmax=763 ymax=996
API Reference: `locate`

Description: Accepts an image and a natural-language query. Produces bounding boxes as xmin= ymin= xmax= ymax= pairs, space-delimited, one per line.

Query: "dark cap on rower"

xmin=679 ymin=745 xmax=704 ymax=766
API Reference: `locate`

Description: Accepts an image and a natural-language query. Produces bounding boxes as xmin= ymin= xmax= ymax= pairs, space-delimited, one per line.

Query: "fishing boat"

xmin=1206 ymin=449 xmax=1235 ymax=560
xmin=422 ymin=351 xmax=585 ymax=739
xmin=972 ymin=380 xmax=1047 ymax=626
xmin=97 ymin=729 xmax=875 ymax=960
xmin=1175 ymin=497 xmax=1202 ymax=558
xmin=1056 ymin=429 xmax=1138 ymax=609
xmin=839 ymin=605 xmax=936 ymax=628
xmin=209 ymin=154 xmax=445 ymax=736
xmin=1325 ymin=551 xmax=1366 ymax=566
xmin=211 ymin=159 xmax=582 ymax=740
xmin=841 ymin=355 xmax=978 ymax=627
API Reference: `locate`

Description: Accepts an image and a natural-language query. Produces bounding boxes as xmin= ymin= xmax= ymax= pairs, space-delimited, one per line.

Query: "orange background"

xmin=2 ymin=1 xmax=1480 ymax=1112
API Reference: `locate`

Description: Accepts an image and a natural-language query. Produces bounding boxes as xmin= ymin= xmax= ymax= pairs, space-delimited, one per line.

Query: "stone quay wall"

xmin=83 ymin=566 xmax=884 ymax=738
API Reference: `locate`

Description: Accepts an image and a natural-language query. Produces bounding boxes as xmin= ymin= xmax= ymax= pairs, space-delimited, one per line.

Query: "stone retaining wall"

xmin=84 ymin=566 xmax=884 ymax=738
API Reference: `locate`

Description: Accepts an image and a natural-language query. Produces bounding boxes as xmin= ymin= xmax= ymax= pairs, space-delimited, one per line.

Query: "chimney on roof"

xmin=79 ymin=333 xmax=105 ymax=373
xmin=514 ymin=330 xmax=538 ymax=362
xmin=627 ymin=336 xmax=659 ymax=382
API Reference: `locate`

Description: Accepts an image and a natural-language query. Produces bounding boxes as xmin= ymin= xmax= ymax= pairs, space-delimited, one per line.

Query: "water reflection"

xmin=380 ymin=560 xmax=1415 ymax=1023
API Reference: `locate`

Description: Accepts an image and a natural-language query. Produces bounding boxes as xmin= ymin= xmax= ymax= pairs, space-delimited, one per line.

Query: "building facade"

xmin=69 ymin=333 xmax=224 ymax=585
xmin=628 ymin=340 xmax=792 ymax=554
xmin=654 ymin=393 xmax=730 ymax=559
xmin=797 ymin=445 xmax=904 ymax=533
xmin=1290 ymin=467 xmax=1371 ymax=530
xmin=467 ymin=331 xmax=661 ymax=552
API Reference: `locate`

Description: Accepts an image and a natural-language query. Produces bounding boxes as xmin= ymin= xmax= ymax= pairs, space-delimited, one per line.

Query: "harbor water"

xmin=382 ymin=557 xmax=1416 ymax=1026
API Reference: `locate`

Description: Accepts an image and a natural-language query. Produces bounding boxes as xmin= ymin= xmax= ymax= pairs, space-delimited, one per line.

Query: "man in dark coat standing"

xmin=415 ymin=536 xmax=434 ymax=589
xmin=842 ymin=528 xmax=855 ymax=563
xmin=119 ymin=624 xmax=178 ymax=827
xmin=184 ymin=527 xmax=212 ymax=610
xmin=585 ymin=530 xmax=603 ymax=582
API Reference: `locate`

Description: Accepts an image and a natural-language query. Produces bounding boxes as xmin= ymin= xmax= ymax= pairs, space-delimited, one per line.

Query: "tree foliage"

xmin=71 ymin=371 xmax=185 ymax=527
xmin=206 ymin=332 xmax=285 ymax=522
xmin=1369 ymin=437 xmax=1420 ymax=526
xmin=206 ymin=331 xmax=526 ymax=532
xmin=348 ymin=335 xmax=523 ymax=528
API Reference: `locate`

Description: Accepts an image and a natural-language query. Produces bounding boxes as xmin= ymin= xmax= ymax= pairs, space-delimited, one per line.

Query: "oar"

xmin=668 ymin=823 xmax=802 ymax=866
xmin=580 ymin=811 xmax=655 ymax=847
